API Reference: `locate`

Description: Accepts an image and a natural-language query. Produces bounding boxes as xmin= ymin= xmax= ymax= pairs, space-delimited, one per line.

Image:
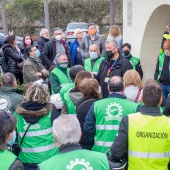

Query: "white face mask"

xmin=55 ymin=35 xmax=62 ymax=41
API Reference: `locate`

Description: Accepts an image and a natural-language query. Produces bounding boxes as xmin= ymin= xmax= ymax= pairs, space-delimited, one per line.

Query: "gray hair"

xmin=40 ymin=28 xmax=48 ymax=36
xmin=106 ymin=39 xmax=118 ymax=48
xmin=2 ymin=72 xmax=16 ymax=87
xmin=74 ymin=28 xmax=82 ymax=36
xmin=53 ymin=53 xmax=67 ymax=64
xmin=53 ymin=115 xmax=81 ymax=145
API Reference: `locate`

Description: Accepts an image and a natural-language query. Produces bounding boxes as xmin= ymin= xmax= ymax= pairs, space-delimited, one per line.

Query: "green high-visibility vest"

xmin=38 ymin=149 xmax=110 ymax=170
xmin=93 ymin=97 xmax=138 ymax=153
xmin=51 ymin=67 xmax=72 ymax=94
xmin=157 ymin=52 xmax=166 ymax=82
xmin=128 ymin=112 xmax=170 ymax=170
xmin=14 ymin=111 xmax=58 ymax=164
xmin=129 ymin=56 xmax=140 ymax=70
xmin=63 ymin=89 xmax=76 ymax=115
xmin=84 ymin=57 xmax=104 ymax=75
xmin=60 ymin=83 xmax=75 ymax=101
xmin=0 ymin=150 xmax=17 ymax=170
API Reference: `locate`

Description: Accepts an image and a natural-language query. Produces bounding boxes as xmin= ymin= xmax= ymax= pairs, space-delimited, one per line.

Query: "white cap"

xmin=50 ymin=93 xmax=63 ymax=109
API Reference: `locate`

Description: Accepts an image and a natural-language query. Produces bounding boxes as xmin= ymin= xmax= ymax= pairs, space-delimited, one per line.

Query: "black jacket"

xmin=37 ymin=36 xmax=49 ymax=53
xmin=154 ymin=54 xmax=170 ymax=85
xmin=110 ymin=106 xmax=170 ymax=168
xmin=2 ymin=44 xmax=23 ymax=74
xmin=97 ymin=55 xmax=132 ymax=98
xmin=124 ymin=54 xmax=143 ymax=79
xmin=76 ymin=97 xmax=97 ymax=150
xmin=40 ymin=39 xmax=71 ymax=70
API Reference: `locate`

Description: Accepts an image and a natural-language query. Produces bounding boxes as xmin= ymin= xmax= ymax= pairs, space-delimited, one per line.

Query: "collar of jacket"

xmin=16 ymin=102 xmax=52 ymax=118
xmin=28 ymin=56 xmax=39 ymax=63
xmin=108 ymin=92 xmax=127 ymax=99
xmin=140 ymin=105 xmax=162 ymax=116
xmin=59 ymin=143 xmax=82 ymax=154
xmin=40 ymin=36 xmax=49 ymax=42
xmin=87 ymin=33 xmax=100 ymax=40
xmin=0 ymin=86 xmax=23 ymax=94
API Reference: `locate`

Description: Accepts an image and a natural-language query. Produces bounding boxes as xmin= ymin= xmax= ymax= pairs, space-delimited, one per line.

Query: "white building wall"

xmin=123 ymin=0 xmax=170 ymax=81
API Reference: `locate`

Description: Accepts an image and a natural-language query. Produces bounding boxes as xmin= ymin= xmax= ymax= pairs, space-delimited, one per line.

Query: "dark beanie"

xmin=69 ymin=65 xmax=84 ymax=81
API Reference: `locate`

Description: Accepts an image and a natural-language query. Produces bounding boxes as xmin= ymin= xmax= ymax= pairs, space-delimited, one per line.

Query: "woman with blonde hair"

xmin=76 ymin=78 xmax=102 ymax=150
xmin=123 ymin=69 xmax=143 ymax=103
xmin=106 ymin=25 xmax=123 ymax=50
xmin=14 ymin=83 xmax=59 ymax=170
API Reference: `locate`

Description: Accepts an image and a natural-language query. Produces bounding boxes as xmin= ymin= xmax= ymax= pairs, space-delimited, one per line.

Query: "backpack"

xmin=1 ymin=54 xmax=8 ymax=73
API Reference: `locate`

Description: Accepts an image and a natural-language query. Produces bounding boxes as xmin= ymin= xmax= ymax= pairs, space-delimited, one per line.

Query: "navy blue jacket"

xmin=70 ymin=38 xmax=80 ymax=66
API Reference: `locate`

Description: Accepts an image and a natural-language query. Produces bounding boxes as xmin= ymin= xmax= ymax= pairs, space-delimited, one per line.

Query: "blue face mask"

xmin=90 ymin=52 xmax=98 ymax=60
xmin=36 ymin=50 xmax=40 ymax=58
xmin=8 ymin=131 xmax=16 ymax=146
xmin=59 ymin=62 xmax=68 ymax=69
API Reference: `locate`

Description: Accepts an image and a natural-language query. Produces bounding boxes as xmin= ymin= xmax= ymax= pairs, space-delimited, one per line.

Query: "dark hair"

xmin=2 ymin=72 xmax=16 ymax=87
xmin=88 ymin=22 xmax=96 ymax=28
xmin=3 ymin=34 xmax=16 ymax=50
xmin=75 ymin=71 xmax=92 ymax=89
xmin=0 ymin=110 xmax=16 ymax=150
xmin=23 ymin=34 xmax=33 ymax=48
xmin=26 ymin=45 xmax=36 ymax=56
xmin=122 ymin=43 xmax=131 ymax=50
xmin=79 ymin=78 xmax=102 ymax=99
xmin=144 ymin=79 xmax=157 ymax=86
xmin=143 ymin=83 xmax=162 ymax=107
xmin=108 ymin=76 xmax=124 ymax=92
xmin=69 ymin=65 xmax=84 ymax=81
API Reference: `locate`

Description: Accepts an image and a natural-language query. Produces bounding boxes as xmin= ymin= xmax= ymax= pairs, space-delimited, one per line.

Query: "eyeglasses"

xmin=4 ymin=111 xmax=11 ymax=123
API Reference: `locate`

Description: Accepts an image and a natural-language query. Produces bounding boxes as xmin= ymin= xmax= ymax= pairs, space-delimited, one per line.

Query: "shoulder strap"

xmin=20 ymin=123 xmax=31 ymax=146
xmin=76 ymin=98 xmax=96 ymax=112
xmin=134 ymin=90 xmax=141 ymax=103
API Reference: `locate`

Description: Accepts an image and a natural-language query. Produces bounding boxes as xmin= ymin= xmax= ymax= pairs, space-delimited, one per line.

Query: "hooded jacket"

xmin=61 ymin=88 xmax=83 ymax=115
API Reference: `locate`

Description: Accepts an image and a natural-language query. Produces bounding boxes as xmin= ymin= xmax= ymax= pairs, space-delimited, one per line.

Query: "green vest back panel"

xmin=128 ymin=113 xmax=170 ymax=170
xmin=14 ymin=111 xmax=58 ymax=163
xmin=129 ymin=56 xmax=139 ymax=70
xmin=39 ymin=149 xmax=110 ymax=170
xmin=60 ymin=83 xmax=75 ymax=101
xmin=93 ymin=97 xmax=138 ymax=153
xmin=157 ymin=52 xmax=165 ymax=82
xmin=84 ymin=57 xmax=104 ymax=74
xmin=64 ymin=90 xmax=76 ymax=115
xmin=0 ymin=150 xmax=16 ymax=170
xmin=51 ymin=67 xmax=72 ymax=94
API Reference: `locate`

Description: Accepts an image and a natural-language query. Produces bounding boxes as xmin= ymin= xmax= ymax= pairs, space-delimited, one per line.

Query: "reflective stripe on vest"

xmin=94 ymin=141 xmax=113 ymax=147
xmin=21 ymin=143 xmax=56 ymax=153
xmin=18 ymin=127 xmax=52 ymax=137
xmin=60 ymin=83 xmax=72 ymax=88
xmin=129 ymin=150 xmax=170 ymax=159
xmin=96 ymin=125 xmax=119 ymax=130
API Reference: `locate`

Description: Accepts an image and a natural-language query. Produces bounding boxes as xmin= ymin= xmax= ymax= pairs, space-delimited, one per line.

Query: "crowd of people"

xmin=0 ymin=23 xmax=170 ymax=170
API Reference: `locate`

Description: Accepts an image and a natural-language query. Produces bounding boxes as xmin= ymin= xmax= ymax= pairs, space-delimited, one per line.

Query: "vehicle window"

xmin=68 ymin=24 xmax=88 ymax=29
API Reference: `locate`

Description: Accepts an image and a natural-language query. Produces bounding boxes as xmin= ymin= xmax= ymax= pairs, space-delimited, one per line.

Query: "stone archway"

xmin=123 ymin=1 xmax=170 ymax=82
xmin=140 ymin=5 xmax=170 ymax=82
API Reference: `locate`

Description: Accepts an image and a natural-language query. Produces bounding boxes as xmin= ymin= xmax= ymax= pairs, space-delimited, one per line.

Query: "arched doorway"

xmin=140 ymin=5 xmax=170 ymax=82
